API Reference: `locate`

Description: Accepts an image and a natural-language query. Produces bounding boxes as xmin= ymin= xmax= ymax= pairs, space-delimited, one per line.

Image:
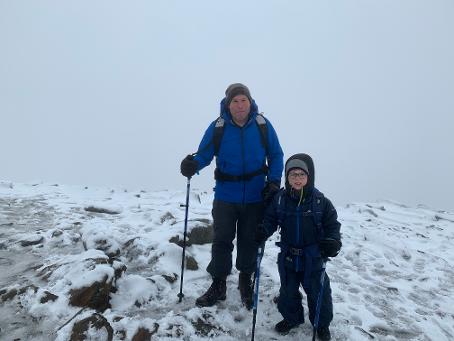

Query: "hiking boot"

xmin=238 ymin=272 xmax=253 ymax=310
xmin=275 ymin=319 xmax=298 ymax=335
xmin=195 ymin=278 xmax=226 ymax=307
xmin=317 ymin=326 xmax=331 ymax=340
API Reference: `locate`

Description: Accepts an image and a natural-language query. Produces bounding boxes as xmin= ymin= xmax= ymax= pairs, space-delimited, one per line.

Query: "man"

xmin=255 ymin=153 xmax=342 ymax=340
xmin=180 ymin=83 xmax=284 ymax=309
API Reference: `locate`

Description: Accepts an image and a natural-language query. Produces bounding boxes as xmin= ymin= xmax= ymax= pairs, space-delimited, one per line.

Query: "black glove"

xmin=180 ymin=155 xmax=198 ymax=178
xmin=319 ymin=238 xmax=342 ymax=258
xmin=255 ymin=224 xmax=268 ymax=244
xmin=262 ymin=181 xmax=280 ymax=206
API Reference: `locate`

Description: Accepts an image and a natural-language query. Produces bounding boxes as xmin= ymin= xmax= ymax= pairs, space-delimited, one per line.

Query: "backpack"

xmin=213 ymin=113 xmax=269 ymax=156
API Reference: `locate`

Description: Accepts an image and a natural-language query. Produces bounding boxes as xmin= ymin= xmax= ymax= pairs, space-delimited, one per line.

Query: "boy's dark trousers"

xmin=277 ymin=263 xmax=333 ymax=327
xmin=206 ymin=200 xmax=263 ymax=279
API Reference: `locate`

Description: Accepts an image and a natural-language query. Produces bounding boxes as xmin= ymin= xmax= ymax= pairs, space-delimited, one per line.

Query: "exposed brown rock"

xmin=131 ymin=324 xmax=159 ymax=341
xmin=84 ymin=206 xmax=120 ymax=215
xmin=162 ymin=273 xmax=178 ymax=284
xmin=169 ymin=224 xmax=213 ymax=247
xmin=70 ymin=313 xmax=113 ymax=341
xmin=40 ymin=291 xmax=58 ymax=303
xmin=185 ymin=255 xmax=198 ymax=270
xmin=69 ymin=275 xmax=112 ymax=312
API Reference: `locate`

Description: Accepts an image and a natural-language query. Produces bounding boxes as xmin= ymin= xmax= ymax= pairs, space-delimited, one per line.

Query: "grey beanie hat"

xmin=285 ymin=159 xmax=309 ymax=177
xmin=225 ymin=83 xmax=252 ymax=105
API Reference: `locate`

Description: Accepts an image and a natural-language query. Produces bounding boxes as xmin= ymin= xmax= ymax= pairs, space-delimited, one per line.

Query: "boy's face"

xmin=288 ymin=169 xmax=308 ymax=191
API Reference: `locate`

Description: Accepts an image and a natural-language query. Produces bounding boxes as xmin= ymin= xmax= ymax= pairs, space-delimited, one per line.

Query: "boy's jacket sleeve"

xmin=262 ymin=194 xmax=281 ymax=237
xmin=322 ymin=198 xmax=341 ymax=241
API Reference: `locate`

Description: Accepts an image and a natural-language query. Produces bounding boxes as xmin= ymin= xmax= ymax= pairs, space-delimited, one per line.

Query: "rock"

xmin=131 ymin=325 xmax=159 ymax=341
xmin=69 ymin=276 xmax=112 ymax=312
xmin=52 ymin=230 xmax=63 ymax=238
xmin=70 ymin=313 xmax=113 ymax=341
xmin=162 ymin=273 xmax=178 ymax=284
xmin=91 ymin=239 xmax=120 ymax=258
xmin=193 ymin=314 xmax=220 ymax=336
xmin=169 ymin=224 xmax=213 ymax=247
xmin=160 ymin=212 xmax=175 ymax=224
xmin=185 ymin=255 xmax=198 ymax=270
xmin=84 ymin=206 xmax=121 ymax=215
xmin=40 ymin=291 xmax=58 ymax=303
xmin=69 ymin=260 xmax=126 ymax=311
xmin=113 ymin=262 xmax=127 ymax=281
xmin=1 ymin=285 xmax=38 ymax=302
xmin=116 ymin=329 xmax=127 ymax=340
xmin=0 ymin=222 xmax=13 ymax=226
xmin=1 ymin=288 xmax=17 ymax=302
xmin=20 ymin=236 xmax=44 ymax=247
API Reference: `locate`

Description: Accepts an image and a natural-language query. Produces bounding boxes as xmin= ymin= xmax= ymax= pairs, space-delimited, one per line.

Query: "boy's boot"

xmin=195 ymin=278 xmax=226 ymax=307
xmin=275 ymin=320 xmax=298 ymax=335
xmin=317 ymin=326 xmax=331 ymax=340
xmin=238 ymin=272 xmax=253 ymax=310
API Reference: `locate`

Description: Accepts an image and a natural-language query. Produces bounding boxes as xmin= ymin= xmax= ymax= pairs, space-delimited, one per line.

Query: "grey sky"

xmin=1 ymin=1 xmax=453 ymax=211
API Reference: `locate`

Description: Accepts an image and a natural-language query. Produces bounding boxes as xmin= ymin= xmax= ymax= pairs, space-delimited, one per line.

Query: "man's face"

xmin=229 ymin=94 xmax=251 ymax=126
xmin=288 ymin=169 xmax=308 ymax=191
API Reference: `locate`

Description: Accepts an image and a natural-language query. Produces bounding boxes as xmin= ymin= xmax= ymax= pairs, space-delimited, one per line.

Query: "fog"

xmin=1 ymin=0 xmax=453 ymax=210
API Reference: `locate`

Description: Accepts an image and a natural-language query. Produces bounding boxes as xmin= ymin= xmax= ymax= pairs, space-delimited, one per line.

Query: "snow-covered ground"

xmin=1 ymin=181 xmax=453 ymax=341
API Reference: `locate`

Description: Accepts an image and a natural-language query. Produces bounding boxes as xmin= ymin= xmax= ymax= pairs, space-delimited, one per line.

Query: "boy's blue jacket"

xmin=194 ymin=98 xmax=284 ymax=204
xmin=261 ymin=187 xmax=341 ymax=275
xmin=262 ymin=188 xmax=341 ymax=247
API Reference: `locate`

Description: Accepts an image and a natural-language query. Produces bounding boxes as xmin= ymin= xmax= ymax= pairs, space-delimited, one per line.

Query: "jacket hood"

xmin=219 ymin=97 xmax=259 ymax=121
xmin=285 ymin=153 xmax=315 ymax=192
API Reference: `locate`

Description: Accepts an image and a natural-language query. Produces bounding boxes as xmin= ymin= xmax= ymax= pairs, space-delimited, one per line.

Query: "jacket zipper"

xmin=296 ymin=204 xmax=301 ymax=270
xmin=240 ymin=127 xmax=246 ymax=204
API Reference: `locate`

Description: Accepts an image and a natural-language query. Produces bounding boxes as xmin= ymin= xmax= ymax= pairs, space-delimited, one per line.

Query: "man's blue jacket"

xmin=194 ymin=98 xmax=284 ymax=204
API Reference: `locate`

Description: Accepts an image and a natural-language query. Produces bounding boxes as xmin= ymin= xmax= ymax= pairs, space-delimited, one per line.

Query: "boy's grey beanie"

xmin=285 ymin=159 xmax=309 ymax=177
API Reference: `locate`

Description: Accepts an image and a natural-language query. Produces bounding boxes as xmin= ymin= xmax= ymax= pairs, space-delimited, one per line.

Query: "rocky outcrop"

xmin=84 ymin=206 xmax=121 ymax=215
xmin=131 ymin=325 xmax=159 ymax=341
xmin=69 ymin=262 xmax=126 ymax=312
xmin=169 ymin=222 xmax=213 ymax=247
xmin=20 ymin=235 xmax=44 ymax=247
xmin=1 ymin=284 xmax=38 ymax=302
xmin=185 ymin=255 xmax=198 ymax=270
xmin=70 ymin=313 xmax=113 ymax=341
xmin=40 ymin=290 xmax=58 ymax=303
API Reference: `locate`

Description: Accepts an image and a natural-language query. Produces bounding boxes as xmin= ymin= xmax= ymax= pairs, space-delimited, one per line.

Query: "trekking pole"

xmin=251 ymin=245 xmax=265 ymax=341
xmin=312 ymin=260 xmax=327 ymax=341
xmin=177 ymin=177 xmax=191 ymax=303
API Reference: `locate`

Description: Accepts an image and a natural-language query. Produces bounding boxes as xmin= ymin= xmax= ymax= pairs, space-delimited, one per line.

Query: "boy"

xmin=255 ymin=153 xmax=341 ymax=340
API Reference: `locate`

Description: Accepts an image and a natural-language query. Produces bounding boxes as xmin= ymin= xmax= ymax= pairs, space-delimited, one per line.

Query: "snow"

xmin=1 ymin=180 xmax=454 ymax=340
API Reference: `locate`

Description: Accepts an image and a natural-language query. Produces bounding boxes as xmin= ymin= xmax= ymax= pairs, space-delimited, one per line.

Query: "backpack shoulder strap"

xmin=255 ymin=113 xmax=269 ymax=156
xmin=312 ymin=189 xmax=325 ymax=238
xmin=276 ymin=189 xmax=286 ymax=226
xmin=213 ymin=113 xmax=269 ymax=157
xmin=213 ymin=116 xmax=225 ymax=156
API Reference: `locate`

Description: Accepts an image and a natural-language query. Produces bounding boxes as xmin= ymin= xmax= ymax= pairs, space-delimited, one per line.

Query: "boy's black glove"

xmin=319 ymin=238 xmax=342 ymax=258
xmin=180 ymin=155 xmax=198 ymax=178
xmin=255 ymin=224 xmax=268 ymax=244
xmin=262 ymin=181 xmax=280 ymax=206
